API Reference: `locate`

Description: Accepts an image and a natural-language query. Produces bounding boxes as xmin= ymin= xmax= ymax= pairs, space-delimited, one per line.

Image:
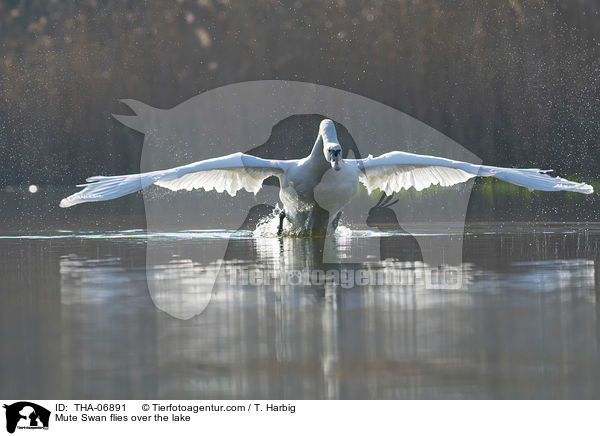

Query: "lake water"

xmin=1 ymin=222 xmax=599 ymax=399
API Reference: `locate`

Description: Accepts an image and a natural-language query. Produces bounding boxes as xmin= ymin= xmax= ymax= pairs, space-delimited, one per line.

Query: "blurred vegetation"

xmin=0 ymin=0 xmax=599 ymax=219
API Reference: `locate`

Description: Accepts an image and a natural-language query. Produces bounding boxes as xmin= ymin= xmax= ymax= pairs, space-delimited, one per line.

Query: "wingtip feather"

xmin=59 ymin=197 xmax=74 ymax=208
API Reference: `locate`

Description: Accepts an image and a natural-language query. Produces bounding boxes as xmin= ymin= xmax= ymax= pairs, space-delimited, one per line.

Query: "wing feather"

xmin=353 ymin=151 xmax=593 ymax=194
xmin=155 ymin=168 xmax=271 ymax=195
xmin=60 ymin=152 xmax=285 ymax=207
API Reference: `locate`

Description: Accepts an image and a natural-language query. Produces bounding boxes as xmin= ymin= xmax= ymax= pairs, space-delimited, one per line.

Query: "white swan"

xmin=60 ymin=119 xmax=593 ymax=233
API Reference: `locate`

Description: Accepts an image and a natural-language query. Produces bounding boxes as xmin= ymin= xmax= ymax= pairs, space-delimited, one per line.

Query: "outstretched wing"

xmin=60 ymin=153 xmax=288 ymax=208
xmin=352 ymin=151 xmax=593 ymax=194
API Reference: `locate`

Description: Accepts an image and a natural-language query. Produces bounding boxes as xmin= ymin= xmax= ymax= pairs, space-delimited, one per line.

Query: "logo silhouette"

xmin=366 ymin=193 xmax=423 ymax=262
xmin=3 ymin=402 xmax=50 ymax=434
xmin=109 ymin=81 xmax=480 ymax=318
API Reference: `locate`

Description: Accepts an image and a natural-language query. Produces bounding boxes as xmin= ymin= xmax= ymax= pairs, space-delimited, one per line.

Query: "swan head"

xmin=319 ymin=119 xmax=342 ymax=171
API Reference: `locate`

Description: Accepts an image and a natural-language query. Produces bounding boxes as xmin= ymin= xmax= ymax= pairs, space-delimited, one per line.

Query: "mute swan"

xmin=60 ymin=119 xmax=593 ymax=234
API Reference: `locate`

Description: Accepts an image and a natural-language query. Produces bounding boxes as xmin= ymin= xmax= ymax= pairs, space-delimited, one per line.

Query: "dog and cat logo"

xmin=3 ymin=402 xmax=50 ymax=433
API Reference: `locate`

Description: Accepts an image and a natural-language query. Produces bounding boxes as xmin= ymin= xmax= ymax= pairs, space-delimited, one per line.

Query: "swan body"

xmin=60 ymin=119 xmax=593 ymax=234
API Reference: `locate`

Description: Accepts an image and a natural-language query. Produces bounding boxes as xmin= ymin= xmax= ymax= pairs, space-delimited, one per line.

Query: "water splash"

xmin=252 ymin=205 xmax=357 ymax=238
xmin=252 ymin=205 xmax=284 ymax=237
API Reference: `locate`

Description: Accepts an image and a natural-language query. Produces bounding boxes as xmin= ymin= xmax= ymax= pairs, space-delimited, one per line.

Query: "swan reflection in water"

xmin=59 ymin=232 xmax=477 ymax=399
xmin=57 ymin=228 xmax=598 ymax=399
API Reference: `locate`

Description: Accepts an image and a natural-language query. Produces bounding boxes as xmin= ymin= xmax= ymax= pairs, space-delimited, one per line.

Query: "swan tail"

xmin=59 ymin=171 xmax=163 ymax=208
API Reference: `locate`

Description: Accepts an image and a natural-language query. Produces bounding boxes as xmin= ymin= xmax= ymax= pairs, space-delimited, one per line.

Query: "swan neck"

xmin=307 ymin=119 xmax=341 ymax=167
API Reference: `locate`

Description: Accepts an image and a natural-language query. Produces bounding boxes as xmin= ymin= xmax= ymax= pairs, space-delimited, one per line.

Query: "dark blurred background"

xmin=1 ymin=0 xmax=599 ymax=225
